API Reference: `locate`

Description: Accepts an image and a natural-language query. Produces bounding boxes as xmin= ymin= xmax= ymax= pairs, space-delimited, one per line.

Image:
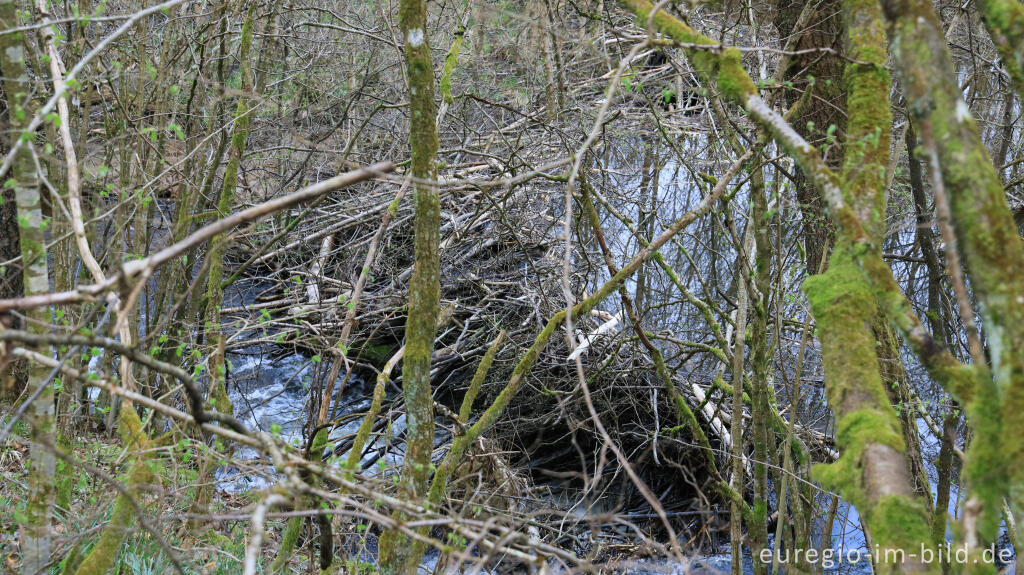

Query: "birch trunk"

xmin=1 ymin=1 xmax=55 ymax=570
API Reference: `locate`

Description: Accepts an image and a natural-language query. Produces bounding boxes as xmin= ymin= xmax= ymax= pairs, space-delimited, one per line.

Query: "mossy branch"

xmin=457 ymin=330 xmax=506 ymax=423
xmin=975 ymin=0 xmax=1024 ymax=98
xmin=616 ymin=0 xmax=972 ymax=422
xmin=881 ymin=0 xmax=1024 ymax=545
xmin=69 ymin=408 xmax=153 ymax=575
xmin=439 ymin=22 xmax=468 ymax=105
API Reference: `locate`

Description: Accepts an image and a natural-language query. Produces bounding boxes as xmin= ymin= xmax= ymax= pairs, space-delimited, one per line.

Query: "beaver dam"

xmin=0 ymin=0 xmax=1020 ymax=573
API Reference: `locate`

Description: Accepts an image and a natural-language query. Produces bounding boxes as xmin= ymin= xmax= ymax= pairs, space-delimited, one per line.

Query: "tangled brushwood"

xmin=2 ymin=0 xmax=1024 ymax=573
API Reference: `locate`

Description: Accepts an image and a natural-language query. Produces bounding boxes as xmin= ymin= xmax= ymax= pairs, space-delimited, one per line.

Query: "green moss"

xmin=208 ymin=378 xmax=232 ymax=416
xmin=815 ymin=409 xmax=903 ymax=490
xmin=378 ymin=0 xmax=442 ymax=571
xmin=59 ymin=542 xmax=85 ymax=575
xmin=791 ymin=436 xmax=809 ymax=466
xmin=71 ymin=494 xmax=135 ymax=575
xmin=272 ymin=429 xmax=333 ymax=572
xmin=805 ymin=247 xmax=870 ymax=313
xmin=977 ymin=0 xmax=1024 ymax=96
xmin=118 ymin=406 xmax=147 ymax=450
xmin=623 ymin=0 xmax=715 ymax=46
xmin=458 ymin=331 xmax=505 ymax=423
xmin=710 ymin=377 xmax=750 ymax=403
xmin=804 ymin=246 xmax=892 ymax=410
xmin=347 ymin=371 xmax=389 ymax=472
xmin=199 ymin=528 xmax=233 ymax=548
xmin=55 ymin=435 xmax=74 ymax=510
xmin=864 ymin=495 xmax=935 ymax=564
xmin=805 ymin=249 xmax=899 ymax=422
xmin=620 ymin=0 xmax=755 ymax=102
xmin=985 ymin=0 xmax=1018 ymax=27
xmin=652 ymin=347 xmax=719 ymax=472
xmin=361 ymin=342 xmax=398 ymax=366
xmin=271 ymin=513 xmax=304 ymax=573
xmin=963 ymin=377 xmax=1007 ymax=540
xmin=805 ymin=240 xmax=935 ymax=568
xmin=716 ymin=48 xmax=756 ymax=102
xmin=70 ymin=420 xmax=152 ymax=575
xmin=886 ymin=0 xmax=1024 ymax=546
xmin=439 ymin=25 xmax=466 ymax=104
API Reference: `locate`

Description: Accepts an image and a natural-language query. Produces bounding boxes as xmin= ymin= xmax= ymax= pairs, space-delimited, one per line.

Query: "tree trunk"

xmin=882 ymin=0 xmax=1024 ymax=548
xmin=377 ymin=0 xmax=441 ymax=572
xmin=1 ymin=1 xmax=55 ymax=570
xmin=771 ymin=0 xmax=846 ymax=273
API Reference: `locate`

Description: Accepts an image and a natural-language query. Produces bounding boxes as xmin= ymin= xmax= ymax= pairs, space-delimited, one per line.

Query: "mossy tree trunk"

xmin=881 ymin=0 xmax=1024 ymax=548
xmin=0 ymin=2 xmax=55 ymax=571
xmin=749 ymin=165 xmax=775 ymax=575
xmin=67 ymin=408 xmax=153 ymax=575
xmin=394 ymin=324 xmax=501 ymax=568
xmin=775 ymin=0 xmax=931 ymax=523
xmin=203 ymin=1 xmax=257 ymax=334
xmin=802 ymin=0 xmax=936 ymax=570
xmin=376 ymin=0 xmax=441 ymax=572
xmin=804 ymin=245 xmax=934 ymax=574
xmin=191 ymin=1 xmax=257 ymax=529
xmin=614 ymin=1 xmax=944 ymax=568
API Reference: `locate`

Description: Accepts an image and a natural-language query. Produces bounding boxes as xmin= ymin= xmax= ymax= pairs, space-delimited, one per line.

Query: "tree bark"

xmin=0 ymin=1 xmax=55 ymax=570
xmin=377 ymin=0 xmax=441 ymax=572
xmin=882 ymin=0 xmax=1024 ymax=547
xmin=772 ymin=0 xmax=846 ymax=273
